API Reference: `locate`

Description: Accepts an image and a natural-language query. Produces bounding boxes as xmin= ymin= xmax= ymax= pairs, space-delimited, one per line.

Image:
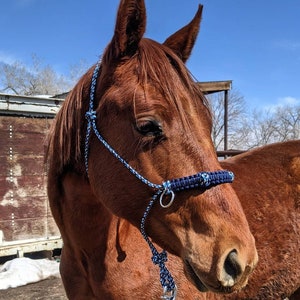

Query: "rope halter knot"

xmin=85 ymin=60 xmax=235 ymax=300
xmin=85 ymin=110 xmax=97 ymax=121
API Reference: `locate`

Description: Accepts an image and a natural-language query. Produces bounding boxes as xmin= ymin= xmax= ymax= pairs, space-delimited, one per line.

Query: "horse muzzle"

xmin=184 ymin=248 xmax=258 ymax=294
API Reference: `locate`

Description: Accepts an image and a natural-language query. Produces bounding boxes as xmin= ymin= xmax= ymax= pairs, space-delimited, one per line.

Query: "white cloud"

xmin=277 ymin=96 xmax=300 ymax=106
xmin=278 ymin=96 xmax=300 ymax=106
xmin=263 ymin=96 xmax=300 ymax=112
xmin=0 ymin=52 xmax=18 ymax=65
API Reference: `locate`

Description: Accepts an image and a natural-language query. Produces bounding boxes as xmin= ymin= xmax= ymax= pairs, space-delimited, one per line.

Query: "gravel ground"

xmin=0 ymin=277 xmax=67 ymax=300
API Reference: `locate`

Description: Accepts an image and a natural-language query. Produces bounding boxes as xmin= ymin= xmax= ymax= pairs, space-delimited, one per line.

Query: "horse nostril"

xmin=222 ymin=249 xmax=242 ymax=286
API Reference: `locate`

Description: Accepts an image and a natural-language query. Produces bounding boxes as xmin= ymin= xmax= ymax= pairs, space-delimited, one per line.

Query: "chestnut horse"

xmin=46 ymin=0 xmax=258 ymax=299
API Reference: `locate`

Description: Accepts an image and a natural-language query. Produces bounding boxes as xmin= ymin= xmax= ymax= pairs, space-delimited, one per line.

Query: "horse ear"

xmin=106 ymin=0 xmax=146 ymax=59
xmin=163 ymin=5 xmax=203 ymax=63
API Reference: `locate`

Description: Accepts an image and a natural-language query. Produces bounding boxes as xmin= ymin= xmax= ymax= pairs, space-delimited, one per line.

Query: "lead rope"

xmin=84 ymin=60 xmax=234 ymax=300
xmin=140 ymin=190 xmax=177 ymax=299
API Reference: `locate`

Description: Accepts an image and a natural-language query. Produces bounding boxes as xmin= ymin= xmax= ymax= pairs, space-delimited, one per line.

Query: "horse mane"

xmin=46 ymin=38 xmax=211 ymax=174
xmin=46 ymin=66 xmax=94 ymax=174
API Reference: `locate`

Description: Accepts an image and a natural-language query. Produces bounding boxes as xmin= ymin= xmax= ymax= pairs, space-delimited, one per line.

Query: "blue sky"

xmin=1 ymin=0 xmax=300 ymax=110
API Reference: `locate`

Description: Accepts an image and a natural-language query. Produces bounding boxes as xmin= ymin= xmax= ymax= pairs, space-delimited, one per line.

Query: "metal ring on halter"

xmin=161 ymin=285 xmax=177 ymax=300
xmin=159 ymin=189 xmax=175 ymax=208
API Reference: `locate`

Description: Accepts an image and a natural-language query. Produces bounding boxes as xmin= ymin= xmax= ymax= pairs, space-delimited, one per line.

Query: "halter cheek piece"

xmin=84 ymin=61 xmax=234 ymax=300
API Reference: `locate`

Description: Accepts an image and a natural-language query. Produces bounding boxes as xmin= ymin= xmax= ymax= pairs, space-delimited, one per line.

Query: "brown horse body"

xmin=220 ymin=140 xmax=300 ymax=299
xmin=47 ymin=0 xmax=298 ymax=299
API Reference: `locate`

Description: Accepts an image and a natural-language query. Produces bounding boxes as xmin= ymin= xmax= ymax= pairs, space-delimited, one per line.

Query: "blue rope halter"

xmin=84 ymin=60 xmax=234 ymax=300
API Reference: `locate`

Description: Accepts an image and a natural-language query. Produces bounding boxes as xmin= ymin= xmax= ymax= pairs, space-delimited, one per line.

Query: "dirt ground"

xmin=1 ymin=273 xmax=299 ymax=300
xmin=0 ymin=277 xmax=67 ymax=300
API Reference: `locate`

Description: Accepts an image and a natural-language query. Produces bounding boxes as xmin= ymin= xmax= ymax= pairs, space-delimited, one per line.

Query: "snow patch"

xmin=0 ymin=257 xmax=60 ymax=290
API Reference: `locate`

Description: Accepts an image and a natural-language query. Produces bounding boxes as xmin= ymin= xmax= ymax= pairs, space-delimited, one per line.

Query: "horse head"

xmin=54 ymin=0 xmax=258 ymax=295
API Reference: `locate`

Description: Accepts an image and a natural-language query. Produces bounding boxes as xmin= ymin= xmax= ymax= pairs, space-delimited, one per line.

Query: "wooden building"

xmin=0 ymin=93 xmax=63 ymax=257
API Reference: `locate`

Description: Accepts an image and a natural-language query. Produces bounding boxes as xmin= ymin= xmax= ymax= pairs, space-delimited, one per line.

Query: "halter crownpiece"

xmin=85 ymin=61 xmax=234 ymax=300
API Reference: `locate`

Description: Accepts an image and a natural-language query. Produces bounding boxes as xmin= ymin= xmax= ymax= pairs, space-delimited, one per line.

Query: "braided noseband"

xmin=84 ymin=61 xmax=234 ymax=300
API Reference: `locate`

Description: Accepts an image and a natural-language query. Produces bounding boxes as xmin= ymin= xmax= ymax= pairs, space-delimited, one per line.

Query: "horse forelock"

xmin=133 ymin=38 xmax=212 ymax=130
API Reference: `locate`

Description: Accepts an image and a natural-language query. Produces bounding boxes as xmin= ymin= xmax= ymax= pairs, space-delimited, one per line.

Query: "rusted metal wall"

xmin=0 ymin=115 xmax=59 ymax=243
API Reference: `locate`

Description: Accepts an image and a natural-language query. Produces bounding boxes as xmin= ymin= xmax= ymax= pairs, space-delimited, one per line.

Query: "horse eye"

xmin=136 ymin=119 xmax=163 ymax=137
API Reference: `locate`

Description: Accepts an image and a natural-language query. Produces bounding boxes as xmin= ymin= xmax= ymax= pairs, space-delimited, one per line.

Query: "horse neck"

xmin=58 ymin=171 xmax=113 ymax=245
